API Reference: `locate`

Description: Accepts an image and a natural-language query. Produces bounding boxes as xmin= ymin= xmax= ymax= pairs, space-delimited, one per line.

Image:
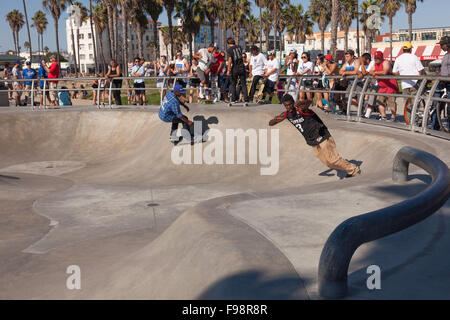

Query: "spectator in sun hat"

xmin=42 ymin=55 xmax=60 ymax=106
xmin=392 ymin=42 xmax=424 ymax=97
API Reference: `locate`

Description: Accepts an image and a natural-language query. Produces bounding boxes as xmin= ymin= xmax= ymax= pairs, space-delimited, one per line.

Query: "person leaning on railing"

xmin=430 ymin=36 xmax=450 ymax=131
xmin=41 ymin=55 xmax=60 ymax=107
xmin=369 ymin=51 xmax=399 ymax=121
xmin=105 ymin=59 xmax=122 ymax=105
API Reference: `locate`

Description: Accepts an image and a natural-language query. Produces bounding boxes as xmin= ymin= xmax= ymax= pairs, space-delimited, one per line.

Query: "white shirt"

xmin=175 ymin=58 xmax=188 ymax=77
xmin=365 ymin=61 xmax=377 ymax=86
xmin=250 ymin=53 xmax=267 ymax=76
xmin=197 ymin=48 xmax=213 ymax=71
xmin=12 ymin=66 xmax=22 ymax=86
xmin=297 ymin=61 xmax=314 ymax=76
xmin=131 ymin=64 xmax=145 ymax=83
xmin=393 ymin=53 xmax=424 ymax=89
xmin=265 ymin=58 xmax=280 ymax=82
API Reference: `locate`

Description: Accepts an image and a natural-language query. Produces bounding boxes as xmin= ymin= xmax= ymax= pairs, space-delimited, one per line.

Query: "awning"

xmin=371 ymin=45 xmax=445 ymax=61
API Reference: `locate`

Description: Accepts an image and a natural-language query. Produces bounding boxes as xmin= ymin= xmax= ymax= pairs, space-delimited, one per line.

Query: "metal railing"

xmin=318 ymin=146 xmax=450 ymax=299
xmin=1 ymin=74 xmax=449 ymax=137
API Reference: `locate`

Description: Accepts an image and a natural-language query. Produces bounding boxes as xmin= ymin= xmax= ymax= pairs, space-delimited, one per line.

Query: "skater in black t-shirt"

xmin=226 ymin=38 xmax=249 ymax=104
xmin=269 ymin=94 xmax=361 ymax=177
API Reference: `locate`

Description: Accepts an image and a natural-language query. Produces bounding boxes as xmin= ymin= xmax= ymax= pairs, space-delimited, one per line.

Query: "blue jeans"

xmin=431 ymin=82 xmax=450 ymax=130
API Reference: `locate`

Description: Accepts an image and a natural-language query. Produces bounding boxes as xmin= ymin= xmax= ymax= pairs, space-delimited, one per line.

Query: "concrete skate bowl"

xmin=0 ymin=108 xmax=448 ymax=299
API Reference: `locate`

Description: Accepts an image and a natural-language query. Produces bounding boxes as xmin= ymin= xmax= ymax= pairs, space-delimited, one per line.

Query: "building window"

xmin=88 ymin=44 xmax=92 ymax=50
xmin=88 ymin=33 xmax=92 ymax=39
xmin=80 ymin=54 xmax=85 ymax=60
xmin=146 ymin=35 xmax=149 ymax=41
xmin=421 ymin=32 xmax=436 ymax=40
xmin=399 ymin=33 xmax=417 ymax=41
xmin=79 ymin=33 xmax=84 ymax=40
xmin=79 ymin=44 xmax=85 ymax=50
xmin=131 ymin=35 xmax=134 ymax=40
xmin=89 ymin=54 xmax=93 ymax=60
xmin=442 ymin=31 xmax=450 ymax=37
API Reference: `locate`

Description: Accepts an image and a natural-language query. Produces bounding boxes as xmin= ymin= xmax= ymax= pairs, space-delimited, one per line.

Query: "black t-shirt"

xmin=227 ymin=45 xmax=245 ymax=73
xmin=285 ymin=109 xmax=331 ymax=146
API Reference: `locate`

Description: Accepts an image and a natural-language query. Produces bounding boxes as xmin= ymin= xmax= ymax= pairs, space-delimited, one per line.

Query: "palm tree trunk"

xmin=113 ymin=6 xmax=118 ymax=61
xmin=273 ymin=16 xmax=277 ymax=52
xmin=22 ymin=0 xmax=32 ymax=63
xmin=106 ymin=4 xmax=115 ymax=61
xmin=89 ymin=0 xmax=98 ymax=73
xmin=321 ymin=29 xmax=325 ymax=53
xmin=259 ymin=6 xmax=262 ymax=51
xmin=167 ymin=7 xmax=174 ymax=60
xmin=153 ymin=22 xmax=159 ymax=59
xmin=344 ymin=29 xmax=349 ymax=52
xmin=389 ymin=16 xmax=393 ymax=63
xmin=71 ymin=24 xmax=78 ymax=75
xmin=76 ymin=28 xmax=81 ymax=73
xmin=17 ymin=30 xmax=21 ymax=55
xmin=121 ymin=3 xmax=128 ymax=74
xmin=222 ymin=20 xmax=227 ymax=53
xmin=54 ymin=19 xmax=60 ymax=65
xmin=210 ymin=20 xmax=215 ymax=44
xmin=330 ymin=0 xmax=339 ymax=57
xmin=408 ymin=12 xmax=413 ymax=41
xmin=97 ymin=28 xmax=106 ymax=72
xmin=137 ymin=25 xmax=143 ymax=59
xmin=189 ymin=33 xmax=193 ymax=62
xmin=12 ymin=30 xmax=17 ymax=55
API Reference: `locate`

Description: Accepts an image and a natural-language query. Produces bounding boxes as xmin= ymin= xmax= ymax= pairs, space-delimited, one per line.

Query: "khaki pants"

xmin=312 ymin=137 xmax=358 ymax=175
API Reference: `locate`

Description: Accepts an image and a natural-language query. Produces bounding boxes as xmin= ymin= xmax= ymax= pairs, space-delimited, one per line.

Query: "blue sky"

xmin=1 ymin=0 xmax=449 ymax=52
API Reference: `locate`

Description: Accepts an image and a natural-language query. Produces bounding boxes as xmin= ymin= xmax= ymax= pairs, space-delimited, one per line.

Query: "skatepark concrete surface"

xmin=0 ymin=103 xmax=449 ymax=299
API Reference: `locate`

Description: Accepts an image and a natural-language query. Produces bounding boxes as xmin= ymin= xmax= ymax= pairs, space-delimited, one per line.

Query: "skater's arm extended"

xmin=269 ymin=112 xmax=286 ymax=126
xmin=178 ymin=115 xmax=193 ymax=127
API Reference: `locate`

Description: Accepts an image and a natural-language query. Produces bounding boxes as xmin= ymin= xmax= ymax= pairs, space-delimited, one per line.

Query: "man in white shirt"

xmin=393 ymin=42 xmax=424 ymax=98
xmin=131 ymin=57 xmax=146 ymax=105
xmin=194 ymin=43 xmax=215 ymax=100
xmin=248 ymin=46 xmax=268 ymax=102
xmin=258 ymin=51 xmax=279 ymax=104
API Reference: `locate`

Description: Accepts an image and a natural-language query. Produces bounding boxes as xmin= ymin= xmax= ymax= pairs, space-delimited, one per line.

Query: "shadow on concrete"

xmin=197 ymin=270 xmax=310 ymax=300
xmin=318 ymin=160 xmax=363 ymax=179
xmin=192 ymin=115 xmax=219 ymax=142
xmin=339 ymin=179 xmax=450 ymax=299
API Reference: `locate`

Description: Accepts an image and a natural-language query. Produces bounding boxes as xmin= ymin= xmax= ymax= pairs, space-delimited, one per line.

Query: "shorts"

xmin=263 ymin=79 xmax=276 ymax=94
xmin=13 ymin=83 xmax=22 ymax=98
xmin=49 ymin=82 xmax=58 ymax=101
xmin=197 ymin=69 xmax=209 ymax=84
xmin=377 ymin=95 xmax=397 ymax=110
xmin=300 ymin=79 xmax=313 ymax=89
xmin=189 ymin=77 xmax=201 ymax=87
xmin=134 ymin=82 xmax=145 ymax=95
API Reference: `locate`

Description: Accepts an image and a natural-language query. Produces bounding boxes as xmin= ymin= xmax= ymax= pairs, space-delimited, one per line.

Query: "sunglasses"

xmin=301 ymin=56 xmax=307 ymax=59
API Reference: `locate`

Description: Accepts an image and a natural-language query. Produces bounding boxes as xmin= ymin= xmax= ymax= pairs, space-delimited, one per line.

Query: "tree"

xmin=360 ymin=0 xmax=384 ymax=53
xmin=330 ymin=0 xmax=340 ymax=56
xmin=103 ymin=0 xmax=117 ymax=61
xmin=309 ymin=0 xmax=331 ymax=54
xmin=160 ymin=26 xmax=171 ymax=57
xmin=67 ymin=2 xmax=79 ymax=75
xmin=285 ymin=4 xmax=313 ymax=45
xmin=130 ymin=4 xmax=149 ymax=60
xmin=22 ymin=0 xmax=33 ymax=63
xmin=119 ymin=0 xmax=133 ymax=73
xmin=157 ymin=0 xmax=177 ymax=59
xmin=73 ymin=2 xmax=88 ymax=73
xmin=175 ymin=0 xmax=204 ymax=60
xmin=89 ymin=0 xmax=98 ymax=73
xmin=204 ymin=0 xmax=220 ymax=45
xmin=261 ymin=10 xmax=272 ymax=52
xmin=401 ymin=0 xmax=423 ymax=41
xmin=6 ymin=10 xmax=25 ymax=55
xmin=226 ymin=0 xmax=251 ymax=45
xmin=254 ymin=0 xmax=266 ymax=51
xmin=267 ymin=0 xmax=289 ymax=52
xmin=31 ymin=10 xmax=48 ymax=61
xmin=383 ymin=0 xmax=402 ymax=62
xmin=44 ymin=46 xmax=50 ymax=54
xmin=42 ymin=0 xmax=69 ymax=65
xmin=92 ymin=3 xmax=108 ymax=71
xmin=245 ymin=15 xmax=260 ymax=49
xmin=339 ymin=0 xmax=356 ymax=52
xmin=144 ymin=0 xmax=163 ymax=59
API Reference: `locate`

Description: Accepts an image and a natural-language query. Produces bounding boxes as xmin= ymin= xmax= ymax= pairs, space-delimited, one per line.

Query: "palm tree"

xmin=157 ymin=0 xmax=177 ymax=59
xmin=360 ymin=0 xmax=384 ymax=52
xmin=254 ymin=0 xmax=265 ymax=51
xmin=74 ymin=2 xmax=88 ymax=73
xmin=401 ymin=0 xmax=423 ymax=41
xmin=130 ymin=6 xmax=149 ymax=60
xmin=92 ymin=3 xmax=108 ymax=70
xmin=339 ymin=0 xmax=356 ymax=52
xmin=42 ymin=0 xmax=68 ymax=64
xmin=144 ymin=0 xmax=163 ymax=59
xmin=227 ymin=0 xmax=251 ymax=45
xmin=103 ymin=0 xmax=116 ymax=61
xmin=67 ymin=2 xmax=79 ymax=75
xmin=203 ymin=0 xmax=220 ymax=45
xmin=6 ymin=10 xmax=24 ymax=55
xmin=309 ymin=0 xmax=331 ymax=54
xmin=44 ymin=46 xmax=50 ymax=54
xmin=277 ymin=8 xmax=290 ymax=51
xmin=175 ymin=0 xmax=205 ymax=60
xmin=89 ymin=0 xmax=98 ymax=73
xmin=160 ymin=26 xmax=171 ymax=57
xmin=330 ymin=0 xmax=340 ymax=56
xmin=261 ymin=10 xmax=272 ymax=52
xmin=245 ymin=15 xmax=260 ymax=49
xmin=383 ymin=0 xmax=402 ymax=62
xmin=267 ymin=0 xmax=289 ymax=52
xmin=22 ymin=0 xmax=32 ymax=62
xmin=119 ymin=0 xmax=132 ymax=71
xmin=31 ymin=10 xmax=48 ymax=61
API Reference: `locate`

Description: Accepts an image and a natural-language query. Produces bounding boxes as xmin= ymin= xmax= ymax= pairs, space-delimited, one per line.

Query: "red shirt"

xmin=48 ymin=62 xmax=60 ymax=84
xmin=375 ymin=61 xmax=398 ymax=94
xmin=211 ymin=53 xmax=224 ymax=74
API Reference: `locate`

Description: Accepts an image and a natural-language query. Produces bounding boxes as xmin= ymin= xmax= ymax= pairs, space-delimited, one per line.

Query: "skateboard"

xmin=228 ymin=101 xmax=248 ymax=107
xmin=200 ymin=99 xmax=213 ymax=104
